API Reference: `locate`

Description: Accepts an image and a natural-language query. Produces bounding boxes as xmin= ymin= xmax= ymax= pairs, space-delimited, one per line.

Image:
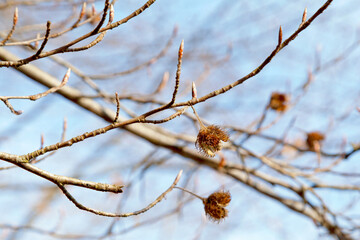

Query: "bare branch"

xmin=89 ymin=26 xmax=177 ymax=79
xmin=0 ymin=152 xmax=123 ymax=193
xmin=173 ymin=0 xmax=334 ymax=108
xmin=57 ymin=170 xmax=182 ymax=217
xmin=0 ymin=69 xmax=70 ymax=114
xmin=0 ymin=0 xmax=158 ymax=67
xmin=0 ymin=99 xmax=22 ymax=115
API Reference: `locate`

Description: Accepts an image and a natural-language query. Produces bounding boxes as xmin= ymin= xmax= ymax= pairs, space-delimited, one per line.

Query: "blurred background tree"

xmin=1 ymin=0 xmax=360 ymax=239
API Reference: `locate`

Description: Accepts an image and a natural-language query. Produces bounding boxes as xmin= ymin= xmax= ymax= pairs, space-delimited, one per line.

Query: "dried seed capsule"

xmin=269 ymin=92 xmax=289 ymax=112
xmin=195 ymin=125 xmax=229 ymax=157
xmin=306 ymin=131 xmax=325 ymax=150
xmin=203 ymin=191 xmax=231 ymax=222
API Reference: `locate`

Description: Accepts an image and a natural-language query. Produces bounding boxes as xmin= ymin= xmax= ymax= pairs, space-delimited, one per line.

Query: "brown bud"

xmin=278 ymin=26 xmax=283 ymax=45
xmin=79 ymin=2 xmax=86 ymax=21
xmin=178 ymin=40 xmax=184 ymax=59
xmin=192 ymin=82 xmax=197 ymax=99
xmin=108 ymin=4 xmax=114 ymax=24
xmin=195 ymin=125 xmax=229 ymax=157
xmin=269 ymin=92 xmax=289 ymax=112
xmin=13 ymin=7 xmax=18 ymax=25
xmin=302 ymin=8 xmax=307 ymax=24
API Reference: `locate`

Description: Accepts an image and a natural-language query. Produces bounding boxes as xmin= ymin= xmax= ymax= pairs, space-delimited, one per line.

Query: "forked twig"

xmin=34 ymin=21 xmax=51 ymax=58
xmin=172 ymin=0 xmax=334 ymax=108
xmin=57 ymin=170 xmax=182 ymax=217
xmin=0 ymin=0 xmax=157 ymax=67
xmin=0 ymin=69 xmax=70 ymax=114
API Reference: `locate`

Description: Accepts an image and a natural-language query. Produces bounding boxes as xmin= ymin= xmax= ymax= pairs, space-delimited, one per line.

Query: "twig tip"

xmin=278 ymin=25 xmax=283 ymax=45
xmin=175 ymin=169 xmax=183 ymax=182
xmin=192 ymin=82 xmax=197 ymax=99
xmin=302 ymin=8 xmax=307 ymax=23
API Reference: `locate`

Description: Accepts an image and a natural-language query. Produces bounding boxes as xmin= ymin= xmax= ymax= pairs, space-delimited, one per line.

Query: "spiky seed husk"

xmin=269 ymin=92 xmax=288 ymax=112
xmin=195 ymin=125 xmax=229 ymax=157
xmin=203 ymin=191 xmax=231 ymax=222
xmin=306 ymin=131 xmax=325 ymax=150
xmin=207 ymin=191 xmax=231 ymax=207
xmin=204 ymin=202 xmax=228 ymax=222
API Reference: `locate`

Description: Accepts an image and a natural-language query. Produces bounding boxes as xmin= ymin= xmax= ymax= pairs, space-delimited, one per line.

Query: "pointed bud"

xmin=154 ymin=72 xmax=169 ymax=94
xmin=13 ymin=7 xmax=18 ymax=25
xmin=34 ymin=33 xmax=40 ymax=49
xmin=178 ymin=40 xmax=184 ymax=59
xmin=108 ymin=4 xmax=114 ymax=23
xmin=63 ymin=68 xmax=71 ymax=84
xmin=79 ymin=2 xmax=86 ymax=20
xmin=92 ymin=4 xmax=96 ymax=16
xmin=192 ymin=82 xmax=197 ymax=99
xmin=40 ymin=134 xmax=44 ymax=148
xmin=195 ymin=125 xmax=229 ymax=157
xmin=302 ymin=8 xmax=307 ymax=24
xmin=278 ymin=26 xmax=283 ymax=45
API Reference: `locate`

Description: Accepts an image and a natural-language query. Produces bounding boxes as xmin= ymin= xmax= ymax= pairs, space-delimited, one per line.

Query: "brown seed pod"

xmin=195 ymin=125 xmax=229 ymax=157
xmin=306 ymin=131 xmax=325 ymax=150
xmin=269 ymin=92 xmax=289 ymax=112
xmin=203 ymin=191 xmax=231 ymax=222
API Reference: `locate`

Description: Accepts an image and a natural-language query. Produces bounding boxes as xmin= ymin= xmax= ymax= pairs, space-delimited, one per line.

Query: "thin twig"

xmin=88 ymin=26 xmax=177 ymax=79
xmin=0 ymin=0 xmax=158 ymax=67
xmin=57 ymin=170 xmax=182 ymax=217
xmin=0 ymin=151 xmax=124 ymax=193
xmin=70 ymin=2 xmax=86 ymax=29
xmin=90 ymin=0 xmax=110 ymax=35
xmin=144 ymin=107 xmax=188 ymax=124
xmin=114 ymin=92 xmax=120 ymax=123
xmin=0 ymin=68 xmax=70 ymax=102
xmin=174 ymin=186 xmax=205 ymax=201
xmin=169 ymin=39 xmax=184 ymax=106
xmin=0 ymin=99 xmax=22 ymax=115
xmin=34 ymin=21 xmax=51 ymax=58
xmin=172 ymin=0 xmax=334 ymax=108
xmin=0 ymin=68 xmax=70 ymax=115
xmin=0 ymin=7 xmax=18 ymax=45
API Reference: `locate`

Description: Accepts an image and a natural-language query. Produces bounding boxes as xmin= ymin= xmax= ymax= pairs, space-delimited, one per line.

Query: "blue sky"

xmin=1 ymin=0 xmax=360 ymax=239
